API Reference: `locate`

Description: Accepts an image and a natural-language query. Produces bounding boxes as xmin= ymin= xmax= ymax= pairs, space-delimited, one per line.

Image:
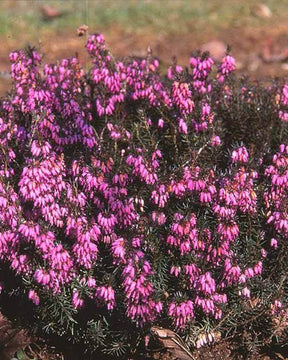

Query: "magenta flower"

xmin=72 ymin=290 xmax=84 ymax=309
xmin=231 ymin=146 xmax=249 ymax=163
xmin=95 ymin=286 xmax=115 ymax=311
xmin=28 ymin=289 xmax=40 ymax=305
xmin=168 ymin=300 xmax=194 ymax=328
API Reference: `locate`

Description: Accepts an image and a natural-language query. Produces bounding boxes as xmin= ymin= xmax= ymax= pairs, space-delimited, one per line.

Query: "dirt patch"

xmin=148 ymin=340 xmax=288 ymax=360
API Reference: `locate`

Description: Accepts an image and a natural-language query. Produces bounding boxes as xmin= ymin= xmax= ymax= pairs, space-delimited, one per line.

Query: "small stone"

xmin=251 ymin=4 xmax=272 ymax=18
xmin=40 ymin=5 xmax=66 ymax=21
xmin=201 ymin=41 xmax=227 ymax=62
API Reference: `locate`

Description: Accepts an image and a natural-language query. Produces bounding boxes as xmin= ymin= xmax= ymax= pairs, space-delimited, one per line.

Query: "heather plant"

xmin=0 ymin=34 xmax=287 ymax=358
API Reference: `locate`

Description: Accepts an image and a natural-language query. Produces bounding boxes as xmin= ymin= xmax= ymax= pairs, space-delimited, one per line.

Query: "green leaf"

xmin=16 ymin=349 xmax=27 ymax=360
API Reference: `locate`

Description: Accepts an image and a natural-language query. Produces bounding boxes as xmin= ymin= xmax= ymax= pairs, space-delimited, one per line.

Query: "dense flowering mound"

xmin=0 ymin=33 xmax=287 ymax=356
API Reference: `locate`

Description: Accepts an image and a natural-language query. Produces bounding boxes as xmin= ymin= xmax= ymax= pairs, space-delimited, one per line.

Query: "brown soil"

xmin=148 ymin=341 xmax=288 ymax=360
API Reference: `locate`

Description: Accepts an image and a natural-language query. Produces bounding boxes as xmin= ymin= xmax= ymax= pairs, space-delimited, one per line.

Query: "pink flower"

xmin=241 ymin=287 xmax=250 ymax=299
xmin=211 ymin=135 xmax=221 ymax=146
xmin=72 ymin=290 xmax=84 ymax=309
xmin=178 ymin=118 xmax=188 ymax=134
xmin=112 ymin=237 xmax=126 ymax=262
xmin=95 ymin=285 xmax=115 ymax=310
xmin=28 ymin=289 xmax=40 ymax=305
xmin=217 ymin=55 xmax=236 ymax=83
xmin=231 ymin=146 xmax=249 ymax=163
xmin=87 ymin=277 xmax=96 ymax=288
xmin=168 ymin=300 xmax=194 ymax=328
xmin=270 ymin=238 xmax=278 ymax=249
xmin=170 ymin=266 xmax=181 ymax=277
xmin=151 ymin=211 xmax=166 ymax=225
xmin=158 ymin=118 xmax=164 ymax=128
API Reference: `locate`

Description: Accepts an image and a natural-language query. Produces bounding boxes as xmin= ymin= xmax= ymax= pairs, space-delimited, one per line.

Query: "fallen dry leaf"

xmin=0 ymin=312 xmax=31 ymax=360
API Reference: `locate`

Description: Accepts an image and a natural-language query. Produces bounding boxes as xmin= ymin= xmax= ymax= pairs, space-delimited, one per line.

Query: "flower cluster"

xmin=217 ymin=55 xmax=236 ymax=83
xmin=279 ymin=84 xmax=288 ymax=122
xmin=0 ymin=33 xmax=287 ymax=354
xmin=265 ymin=144 xmax=288 ymax=240
xmin=190 ymin=55 xmax=214 ymax=93
xmin=123 ymin=254 xmax=162 ymax=326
